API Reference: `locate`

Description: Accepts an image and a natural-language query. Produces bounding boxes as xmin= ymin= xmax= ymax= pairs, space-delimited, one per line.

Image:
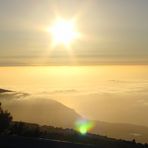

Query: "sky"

xmin=0 ymin=0 xmax=148 ymax=66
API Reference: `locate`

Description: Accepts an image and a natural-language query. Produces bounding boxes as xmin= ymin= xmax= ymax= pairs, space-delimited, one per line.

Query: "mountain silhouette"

xmin=0 ymin=88 xmax=12 ymax=93
xmin=12 ymin=98 xmax=81 ymax=128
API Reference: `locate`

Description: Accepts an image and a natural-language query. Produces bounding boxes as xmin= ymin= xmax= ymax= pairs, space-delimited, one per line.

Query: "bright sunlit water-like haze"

xmin=0 ymin=66 xmax=148 ymax=127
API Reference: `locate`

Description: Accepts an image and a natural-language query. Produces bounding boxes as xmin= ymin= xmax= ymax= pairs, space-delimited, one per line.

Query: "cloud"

xmin=40 ymin=89 xmax=79 ymax=95
xmin=40 ymin=80 xmax=148 ymax=126
xmin=0 ymin=91 xmax=29 ymax=101
xmin=0 ymin=80 xmax=148 ymax=127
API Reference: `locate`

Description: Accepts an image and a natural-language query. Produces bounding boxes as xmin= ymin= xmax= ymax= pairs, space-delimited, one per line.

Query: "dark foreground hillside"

xmin=0 ymin=136 xmax=94 ymax=148
xmin=0 ymin=121 xmax=148 ymax=148
xmin=0 ymin=135 xmax=148 ymax=148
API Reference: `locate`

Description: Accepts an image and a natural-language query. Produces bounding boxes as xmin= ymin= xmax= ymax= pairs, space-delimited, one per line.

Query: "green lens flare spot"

xmin=79 ymin=127 xmax=87 ymax=135
xmin=75 ymin=119 xmax=95 ymax=135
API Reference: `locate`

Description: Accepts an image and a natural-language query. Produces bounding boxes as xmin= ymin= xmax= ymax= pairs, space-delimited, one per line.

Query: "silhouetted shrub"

xmin=0 ymin=102 xmax=12 ymax=133
xmin=11 ymin=121 xmax=41 ymax=137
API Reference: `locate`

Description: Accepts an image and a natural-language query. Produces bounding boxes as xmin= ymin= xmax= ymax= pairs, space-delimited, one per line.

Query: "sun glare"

xmin=49 ymin=19 xmax=79 ymax=47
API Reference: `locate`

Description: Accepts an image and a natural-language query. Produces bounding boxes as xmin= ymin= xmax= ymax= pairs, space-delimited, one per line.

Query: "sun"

xmin=49 ymin=19 xmax=79 ymax=47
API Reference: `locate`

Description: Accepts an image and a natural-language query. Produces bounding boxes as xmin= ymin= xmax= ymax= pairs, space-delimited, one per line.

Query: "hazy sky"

xmin=0 ymin=0 xmax=148 ymax=65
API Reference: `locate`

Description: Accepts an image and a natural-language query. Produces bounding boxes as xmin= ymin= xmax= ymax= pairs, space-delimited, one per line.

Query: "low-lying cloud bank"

xmin=0 ymin=80 xmax=148 ymax=127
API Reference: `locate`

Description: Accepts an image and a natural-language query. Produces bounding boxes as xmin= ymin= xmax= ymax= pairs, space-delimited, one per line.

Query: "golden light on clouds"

xmin=48 ymin=19 xmax=80 ymax=48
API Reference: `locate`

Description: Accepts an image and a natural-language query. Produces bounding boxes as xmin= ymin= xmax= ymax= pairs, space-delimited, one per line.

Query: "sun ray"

xmin=48 ymin=19 xmax=80 ymax=48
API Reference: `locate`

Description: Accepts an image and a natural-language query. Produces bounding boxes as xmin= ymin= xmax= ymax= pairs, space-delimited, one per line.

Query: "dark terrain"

xmin=0 ymin=136 xmax=95 ymax=148
xmin=0 ymin=121 xmax=148 ymax=148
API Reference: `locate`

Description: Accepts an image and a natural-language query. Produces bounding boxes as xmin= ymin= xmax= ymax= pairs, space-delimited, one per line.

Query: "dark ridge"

xmin=0 ymin=136 xmax=95 ymax=148
xmin=0 ymin=88 xmax=12 ymax=93
xmin=0 ymin=121 xmax=148 ymax=148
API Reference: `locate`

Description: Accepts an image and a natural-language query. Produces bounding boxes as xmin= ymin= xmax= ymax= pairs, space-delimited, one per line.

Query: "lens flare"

xmin=75 ymin=119 xmax=95 ymax=135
